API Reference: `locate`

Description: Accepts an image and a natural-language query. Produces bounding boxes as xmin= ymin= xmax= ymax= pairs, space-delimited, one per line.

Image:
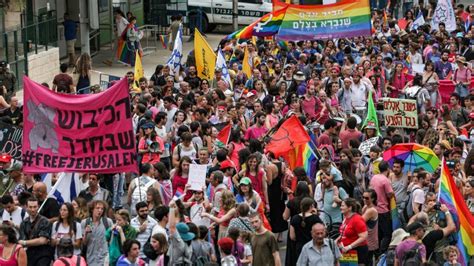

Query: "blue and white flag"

xmin=41 ymin=173 xmax=81 ymax=204
xmin=216 ymin=48 xmax=232 ymax=87
xmin=431 ymin=0 xmax=456 ymax=32
xmin=167 ymin=25 xmax=183 ymax=75
xmin=411 ymin=11 xmax=425 ymax=31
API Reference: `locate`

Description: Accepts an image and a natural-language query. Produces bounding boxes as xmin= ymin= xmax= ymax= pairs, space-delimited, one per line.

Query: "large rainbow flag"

xmin=275 ymin=0 xmax=372 ymax=41
xmin=225 ymin=7 xmax=286 ymax=40
xmin=438 ymin=159 xmax=474 ymax=266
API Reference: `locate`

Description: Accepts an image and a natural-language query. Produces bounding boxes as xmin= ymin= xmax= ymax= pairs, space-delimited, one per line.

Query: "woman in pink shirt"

xmin=388 ymin=63 xmax=407 ymax=98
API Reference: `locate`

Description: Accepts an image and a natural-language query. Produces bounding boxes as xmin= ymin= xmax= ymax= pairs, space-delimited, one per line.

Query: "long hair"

xmin=73 ymin=197 xmax=89 ymax=221
xmin=154 ymin=162 xmax=170 ymax=180
xmin=58 ymin=203 xmax=77 ymax=235
xmin=75 ymin=53 xmax=91 ymax=77
xmin=177 ymin=156 xmax=192 ymax=176
xmin=300 ymin=197 xmax=315 ymax=228
xmin=151 ymin=233 xmax=168 ymax=255
xmin=221 ymin=190 xmax=236 ymax=212
xmin=147 ymin=186 xmax=162 ymax=207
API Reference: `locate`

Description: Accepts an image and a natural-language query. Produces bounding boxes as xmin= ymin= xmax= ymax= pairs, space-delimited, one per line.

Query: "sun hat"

xmin=176 ymin=222 xmax=195 ymax=241
xmin=389 ymin=228 xmax=409 ymax=246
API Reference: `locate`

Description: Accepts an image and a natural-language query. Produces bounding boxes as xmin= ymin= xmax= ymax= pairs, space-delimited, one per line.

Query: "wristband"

xmin=348 ymin=244 xmax=352 ymax=250
xmin=23 ymin=240 xmax=27 ymax=246
xmin=445 ymin=211 xmax=450 ymax=216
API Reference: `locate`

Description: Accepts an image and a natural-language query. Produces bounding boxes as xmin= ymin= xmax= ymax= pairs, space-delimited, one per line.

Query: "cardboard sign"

xmin=187 ymin=164 xmax=208 ymax=191
xmin=383 ymin=98 xmax=418 ymax=129
xmin=359 ymin=137 xmax=380 ymax=156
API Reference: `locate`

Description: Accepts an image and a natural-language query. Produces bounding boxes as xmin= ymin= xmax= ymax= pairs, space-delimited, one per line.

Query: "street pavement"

xmin=88 ymin=32 xmax=225 ymax=85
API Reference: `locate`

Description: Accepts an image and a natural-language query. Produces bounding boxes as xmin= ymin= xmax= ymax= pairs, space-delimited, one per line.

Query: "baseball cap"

xmin=239 ymin=177 xmax=252 ymax=186
xmin=220 ymin=160 xmax=233 ymax=170
xmin=0 ymin=153 xmax=11 ymax=163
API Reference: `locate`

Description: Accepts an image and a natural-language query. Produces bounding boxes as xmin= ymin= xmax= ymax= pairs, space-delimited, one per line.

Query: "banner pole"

xmin=38 ymin=173 xmax=66 ymax=214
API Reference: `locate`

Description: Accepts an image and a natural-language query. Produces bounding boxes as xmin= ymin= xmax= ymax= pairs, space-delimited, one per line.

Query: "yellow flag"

xmin=133 ymin=50 xmax=144 ymax=93
xmin=194 ymin=29 xmax=216 ymax=81
xmin=242 ymin=47 xmax=252 ymax=78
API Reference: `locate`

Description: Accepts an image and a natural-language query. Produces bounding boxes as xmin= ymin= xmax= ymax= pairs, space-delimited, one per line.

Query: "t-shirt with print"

xmin=53 ymin=73 xmax=73 ymax=93
xmin=52 ymin=221 xmax=83 ymax=257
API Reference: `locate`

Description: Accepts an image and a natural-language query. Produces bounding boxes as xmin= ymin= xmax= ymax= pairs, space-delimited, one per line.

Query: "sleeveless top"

xmin=229 ymin=142 xmax=245 ymax=171
xmin=366 ymin=217 xmax=379 ymax=251
xmin=172 ymin=173 xmax=192 ymax=201
xmin=246 ymin=170 xmax=265 ymax=204
xmin=0 ymin=244 xmax=21 ymax=266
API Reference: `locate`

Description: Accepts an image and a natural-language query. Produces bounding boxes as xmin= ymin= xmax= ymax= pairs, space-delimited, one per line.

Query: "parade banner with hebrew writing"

xmin=22 ymin=77 xmax=137 ymax=173
xmin=276 ymin=0 xmax=372 ymax=41
xmin=383 ymin=98 xmax=418 ymax=129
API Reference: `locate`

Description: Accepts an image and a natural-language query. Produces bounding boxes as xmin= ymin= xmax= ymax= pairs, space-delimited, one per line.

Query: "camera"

xmin=446 ymin=160 xmax=455 ymax=169
xmin=433 ymin=203 xmax=441 ymax=211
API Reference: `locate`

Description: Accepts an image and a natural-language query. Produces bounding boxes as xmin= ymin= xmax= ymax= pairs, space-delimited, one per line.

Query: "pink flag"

xmin=22 ymin=77 xmax=138 ymax=173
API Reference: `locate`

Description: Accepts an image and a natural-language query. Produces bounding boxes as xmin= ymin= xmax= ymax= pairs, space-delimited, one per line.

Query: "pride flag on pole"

xmin=438 ymin=159 xmax=474 ymax=266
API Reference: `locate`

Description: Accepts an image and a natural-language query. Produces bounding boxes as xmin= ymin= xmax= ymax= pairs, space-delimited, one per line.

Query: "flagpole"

xmin=38 ymin=173 xmax=66 ymax=213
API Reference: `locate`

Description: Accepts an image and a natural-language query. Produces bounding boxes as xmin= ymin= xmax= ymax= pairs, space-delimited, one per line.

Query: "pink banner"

xmin=22 ymin=77 xmax=138 ymax=173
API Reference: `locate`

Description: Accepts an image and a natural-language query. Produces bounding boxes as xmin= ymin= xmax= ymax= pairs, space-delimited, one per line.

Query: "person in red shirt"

xmin=339 ymin=116 xmax=362 ymax=149
xmin=338 ymin=198 xmax=369 ymax=265
xmin=317 ymin=118 xmax=337 ymax=149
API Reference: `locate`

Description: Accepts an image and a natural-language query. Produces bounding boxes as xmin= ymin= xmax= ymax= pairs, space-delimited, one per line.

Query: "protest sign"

xmin=22 ymin=77 xmax=137 ymax=173
xmin=359 ymin=137 xmax=379 ymax=156
xmin=0 ymin=121 xmax=22 ymax=160
xmin=187 ymin=164 xmax=208 ymax=191
xmin=383 ymin=98 xmax=418 ymax=129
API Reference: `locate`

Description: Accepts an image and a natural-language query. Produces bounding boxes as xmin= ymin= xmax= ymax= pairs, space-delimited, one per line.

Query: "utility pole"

xmin=233 ymin=0 xmax=238 ymax=31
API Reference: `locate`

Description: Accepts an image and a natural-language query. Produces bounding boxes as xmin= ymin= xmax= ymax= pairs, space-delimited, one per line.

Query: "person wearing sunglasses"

xmin=362 ymin=189 xmax=379 ymax=264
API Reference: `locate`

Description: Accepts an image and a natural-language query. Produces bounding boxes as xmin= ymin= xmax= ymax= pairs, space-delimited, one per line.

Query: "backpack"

xmin=131 ymin=177 xmax=156 ymax=209
xmin=402 ymin=187 xmax=422 ymax=223
xmin=58 ymin=255 xmax=82 ymax=266
xmin=377 ymin=246 xmax=396 ymax=266
xmin=401 ymin=243 xmax=423 ymax=266
xmin=81 ymin=217 xmax=111 ymax=259
xmin=176 ymin=142 xmax=199 ymax=161
xmin=0 ymin=208 xmax=26 ymax=221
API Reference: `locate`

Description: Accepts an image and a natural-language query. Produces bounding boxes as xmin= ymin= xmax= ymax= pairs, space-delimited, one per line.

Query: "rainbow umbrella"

xmin=383 ymin=143 xmax=440 ymax=173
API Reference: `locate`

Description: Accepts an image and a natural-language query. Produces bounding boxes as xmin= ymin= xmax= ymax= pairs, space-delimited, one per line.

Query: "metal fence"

xmin=2 ymin=14 xmax=57 ymax=91
xmin=137 ymin=25 xmax=159 ymax=55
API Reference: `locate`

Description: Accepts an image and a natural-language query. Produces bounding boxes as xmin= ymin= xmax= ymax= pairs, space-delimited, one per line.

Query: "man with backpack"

xmin=394 ymin=222 xmax=427 ymax=266
xmin=127 ymin=163 xmax=160 ymax=216
xmin=403 ymin=171 xmax=430 ymax=223
xmin=408 ymin=194 xmax=456 ymax=263
xmin=296 ymin=222 xmax=341 ymax=265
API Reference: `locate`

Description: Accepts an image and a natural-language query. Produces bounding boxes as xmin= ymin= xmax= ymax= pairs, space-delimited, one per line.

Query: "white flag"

xmin=216 ymin=49 xmax=232 ymax=87
xmin=431 ymin=0 xmax=456 ymax=32
xmin=411 ymin=11 xmax=425 ymax=31
xmin=167 ymin=26 xmax=183 ymax=74
xmin=42 ymin=173 xmax=81 ymax=204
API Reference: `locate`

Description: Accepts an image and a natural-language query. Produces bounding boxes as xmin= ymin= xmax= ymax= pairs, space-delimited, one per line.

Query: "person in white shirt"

xmin=151 ymin=206 xmax=169 ymax=240
xmin=130 ymin=201 xmax=158 ymax=259
xmin=0 ymin=195 xmax=28 ymax=237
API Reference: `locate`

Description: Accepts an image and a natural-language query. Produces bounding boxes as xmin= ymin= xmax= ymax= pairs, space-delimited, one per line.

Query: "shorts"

xmin=66 ymin=39 xmax=76 ymax=54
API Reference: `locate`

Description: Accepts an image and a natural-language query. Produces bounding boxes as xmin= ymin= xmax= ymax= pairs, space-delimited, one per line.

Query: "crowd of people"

xmin=0 ymin=1 xmax=473 ymax=266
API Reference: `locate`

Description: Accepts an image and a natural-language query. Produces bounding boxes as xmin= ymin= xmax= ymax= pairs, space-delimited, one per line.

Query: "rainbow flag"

xmin=286 ymin=133 xmax=318 ymax=182
xmin=340 ymin=250 xmax=358 ymax=266
xmin=252 ymin=7 xmax=286 ymax=37
xmin=438 ymin=159 xmax=474 ymax=266
xmin=159 ymin=35 xmax=169 ymax=49
xmin=276 ymin=0 xmax=372 ymax=41
xmin=390 ymin=196 xmax=401 ymax=230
